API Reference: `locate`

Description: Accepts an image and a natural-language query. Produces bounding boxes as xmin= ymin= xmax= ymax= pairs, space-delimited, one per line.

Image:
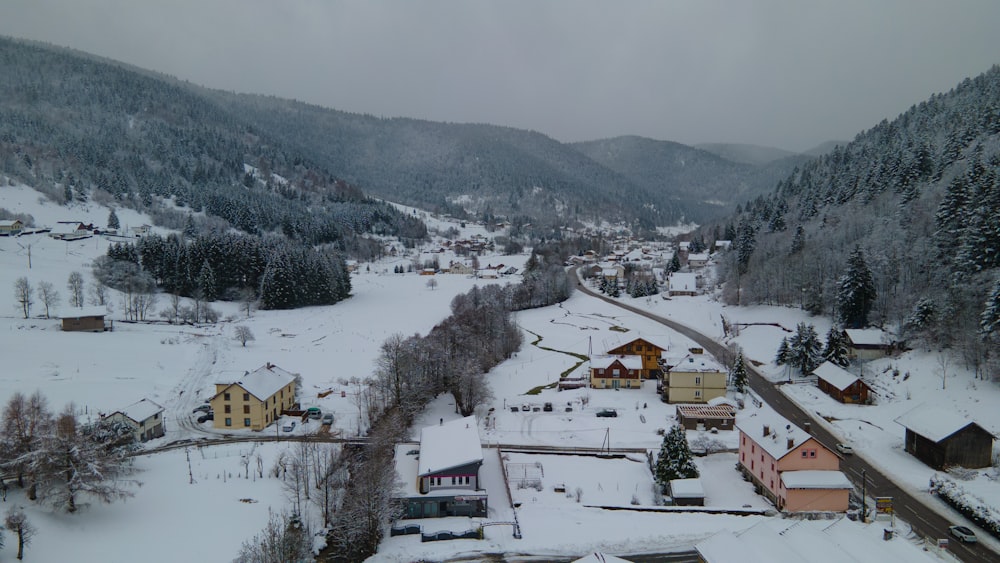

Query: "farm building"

xmin=894 ymin=405 xmax=994 ymax=469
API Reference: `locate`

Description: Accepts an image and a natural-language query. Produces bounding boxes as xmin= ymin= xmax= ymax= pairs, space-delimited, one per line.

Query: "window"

xmin=243 ymin=393 xmax=250 ymax=401
xmin=244 ymin=418 xmax=251 ymax=427
xmin=695 ymin=377 xmax=701 ymax=385
xmin=695 ymin=390 xmax=701 ymax=397
xmin=223 ymin=392 xmax=230 ymax=401
xmin=809 ymin=450 xmax=817 ymax=458
xmin=612 ymin=369 xmax=621 ymax=377
xmin=451 ymin=477 xmax=456 ymax=485
xmin=224 ymin=405 xmax=231 ymax=414
xmin=225 ymin=418 xmax=232 ymax=427
xmin=598 ymin=369 xmax=604 ymax=375
xmin=801 ymin=450 xmax=808 ymax=458
xmin=243 ymin=405 xmax=250 ymax=414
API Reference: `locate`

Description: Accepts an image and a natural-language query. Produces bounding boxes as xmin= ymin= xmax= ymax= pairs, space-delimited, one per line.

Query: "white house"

xmin=104 ymin=398 xmax=165 ymax=442
xmin=669 ymin=273 xmax=698 ymax=296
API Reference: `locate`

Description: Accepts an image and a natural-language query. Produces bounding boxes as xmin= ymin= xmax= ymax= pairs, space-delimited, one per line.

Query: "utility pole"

xmin=861 ymin=468 xmax=867 ymax=523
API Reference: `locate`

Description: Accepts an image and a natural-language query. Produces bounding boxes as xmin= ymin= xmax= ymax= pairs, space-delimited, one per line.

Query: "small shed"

xmin=894 ymin=405 xmax=995 ymax=469
xmin=675 ymin=404 xmax=736 ymax=431
xmin=843 ymin=329 xmax=892 ymax=361
xmin=811 ymin=362 xmax=871 ymax=404
xmin=668 ymin=478 xmax=705 ymax=506
xmin=59 ymin=307 xmax=110 ymax=332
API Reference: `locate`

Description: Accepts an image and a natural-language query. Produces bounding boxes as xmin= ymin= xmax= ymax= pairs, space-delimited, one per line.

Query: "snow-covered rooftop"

xmin=811 ymin=361 xmax=861 ymax=391
xmin=696 ymin=517 xmax=941 ymax=563
xmin=600 ymin=333 xmax=671 ymax=354
xmin=418 ymin=415 xmax=483 ymax=477
xmin=572 ymin=553 xmax=632 ymax=563
xmin=58 ymin=306 xmax=109 ymax=318
xmin=669 ymin=478 xmax=704 ymax=498
xmin=669 ymin=272 xmax=697 ymax=292
xmin=780 ymin=470 xmax=853 ymax=490
xmin=844 ymin=328 xmax=887 ymax=346
xmin=592 ymin=355 xmax=644 ymax=371
xmin=111 ymin=398 xmax=163 ymax=423
xmin=222 ymin=363 xmax=295 ymax=402
xmin=671 ymin=353 xmax=723 ymax=373
xmin=736 ymin=403 xmax=812 ymax=461
xmin=894 ymin=404 xmax=993 ymax=442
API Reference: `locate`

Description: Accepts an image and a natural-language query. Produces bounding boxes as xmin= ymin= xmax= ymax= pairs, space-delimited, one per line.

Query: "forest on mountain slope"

xmin=0 ymin=37 xmax=810 ymax=237
xmin=699 ymin=64 xmax=1000 ymax=378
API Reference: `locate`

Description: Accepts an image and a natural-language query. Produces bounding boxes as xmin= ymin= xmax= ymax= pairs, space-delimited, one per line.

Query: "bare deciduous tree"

xmin=14 ymin=277 xmax=33 ymax=318
xmin=233 ymin=509 xmax=311 ymax=563
xmin=37 ymin=281 xmax=60 ymax=319
xmin=0 ymin=391 xmax=52 ymax=498
xmin=234 ymin=325 xmax=256 ymax=347
xmin=89 ymin=278 xmax=108 ymax=306
xmin=5 ymin=505 xmax=36 ymax=560
xmin=426 ymin=277 xmax=438 ymax=290
xmin=67 ymin=271 xmax=85 ymax=307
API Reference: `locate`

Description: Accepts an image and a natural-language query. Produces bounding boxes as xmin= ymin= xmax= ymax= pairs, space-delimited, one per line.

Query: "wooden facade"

xmin=60 ymin=311 xmax=108 ymax=332
xmin=590 ymin=357 xmax=643 ymax=389
xmin=605 ymin=337 xmax=667 ymax=378
xmin=903 ymin=424 xmax=994 ymax=469
xmin=676 ymin=404 xmax=736 ymax=431
xmin=816 ymin=377 xmax=870 ymax=404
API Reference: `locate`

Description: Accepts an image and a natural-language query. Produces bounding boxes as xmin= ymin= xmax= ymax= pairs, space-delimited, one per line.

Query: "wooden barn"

xmin=812 ymin=361 xmax=871 ymax=404
xmin=894 ymin=405 xmax=994 ymax=469
xmin=675 ymin=404 xmax=736 ymax=431
xmin=59 ymin=307 xmax=110 ymax=332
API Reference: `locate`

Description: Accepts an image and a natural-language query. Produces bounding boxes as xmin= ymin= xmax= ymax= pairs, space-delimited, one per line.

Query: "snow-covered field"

xmin=0 ymin=181 xmax=974 ymax=561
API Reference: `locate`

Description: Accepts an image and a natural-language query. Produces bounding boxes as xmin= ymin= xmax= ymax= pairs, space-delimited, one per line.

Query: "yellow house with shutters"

xmin=210 ymin=363 xmax=296 ymax=431
xmin=665 ymin=353 xmax=727 ymax=404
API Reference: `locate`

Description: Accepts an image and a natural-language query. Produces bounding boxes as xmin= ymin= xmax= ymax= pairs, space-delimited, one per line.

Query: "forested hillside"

xmin=0 ymin=37 xmax=426 ymax=255
xmin=705 ymin=64 xmax=1000 ymax=377
xmin=0 ymin=37 xmax=801 ymax=234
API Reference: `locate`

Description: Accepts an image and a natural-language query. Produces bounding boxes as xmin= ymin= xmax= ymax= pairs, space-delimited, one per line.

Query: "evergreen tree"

xmin=655 ymin=425 xmax=699 ymax=492
xmin=775 ymin=337 xmax=791 ymax=366
xmin=836 ymin=246 xmax=877 ymax=329
xmin=789 ymin=225 xmax=805 ymax=255
xmin=822 ymin=326 xmax=850 ymax=367
xmin=729 ymin=350 xmax=748 ymax=393
xmin=788 ymin=323 xmax=823 ymax=374
xmin=669 ymin=253 xmax=681 ymax=274
xmin=981 ymin=277 xmax=1000 ymax=338
xmin=107 ymin=209 xmax=120 ymax=230
xmin=64 ymin=184 xmax=73 ymax=203
xmin=197 ymin=261 xmax=217 ymax=302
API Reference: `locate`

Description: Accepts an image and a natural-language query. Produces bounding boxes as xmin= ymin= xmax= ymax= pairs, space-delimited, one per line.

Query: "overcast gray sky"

xmin=2 ymin=1 xmax=998 ymax=152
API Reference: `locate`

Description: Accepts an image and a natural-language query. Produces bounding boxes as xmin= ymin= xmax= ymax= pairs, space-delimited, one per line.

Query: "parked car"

xmin=521 ymin=403 xmax=530 ymax=412
xmin=197 ymin=412 xmax=214 ymax=423
xmin=543 ymin=402 xmax=553 ymax=412
xmin=836 ymin=443 xmax=854 ymax=455
xmin=305 ymin=407 xmax=322 ymax=420
xmin=596 ymin=409 xmax=618 ymax=418
xmin=192 ymin=404 xmax=212 ymax=414
xmin=321 ymin=413 xmax=334 ymax=425
xmin=510 ymin=406 xmax=519 ymax=412
xmin=282 ymin=420 xmax=296 ymax=432
xmin=949 ymin=525 xmax=977 ymax=543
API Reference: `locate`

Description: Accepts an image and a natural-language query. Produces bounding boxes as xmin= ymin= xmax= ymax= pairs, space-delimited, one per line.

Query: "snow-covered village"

xmin=2 ymin=7 xmax=1000 ymax=562
xmin=1 ymin=172 xmax=999 ymax=563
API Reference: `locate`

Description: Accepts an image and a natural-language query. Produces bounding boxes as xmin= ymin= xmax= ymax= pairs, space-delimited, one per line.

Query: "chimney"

xmin=763 ymin=425 xmax=770 ymax=437
xmin=787 ymin=437 xmax=795 ymax=450
xmin=266 ymin=362 xmax=273 ymax=369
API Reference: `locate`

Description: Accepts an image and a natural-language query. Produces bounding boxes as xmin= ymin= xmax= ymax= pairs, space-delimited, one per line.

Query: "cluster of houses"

xmin=585 ymin=336 xmax=727 ymax=404
xmin=0 ymin=218 xmax=154 ymax=239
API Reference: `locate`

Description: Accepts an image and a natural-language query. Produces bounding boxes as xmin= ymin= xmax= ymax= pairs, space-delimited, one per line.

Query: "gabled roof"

xmin=780 ymin=470 xmax=853 ymax=490
xmin=110 ymin=398 xmax=163 ymax=424
xmin=572 ymin=554 xmax=631 ymax=563
xmin=843 ymin=328 xmax=887 ymax=346
xmin=58 ymin=306 xmax=109 ymax=319
xmin=602 ymin=334 xmax=671 ymax=354
xmin=736 ymin=404 xmax=814 ymax=461
xmin=49 ymin=222 xmax=86 ymax=234
xmin=894 ymin=404 xmax=995 ymax=443
xmin=811 ymin=361 xmax=863 ymax=392
xmin=217 ymin=363 xmax=296 ymax=402
xmin=418 ymin=415 xmax=482 ymax=477
xmin=670 ymin=353 xmax=723 ymax=373
xmin=669 ymin=272 xmax=698 ymax=292
xmin=668 ymin=478 xmax=704 ymax=498
xmin=591 ymin=355 xmax=644 ymax=370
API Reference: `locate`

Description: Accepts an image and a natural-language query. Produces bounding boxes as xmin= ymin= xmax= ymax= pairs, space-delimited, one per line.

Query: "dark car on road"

xmin=192 ymin=404 xmax=211 ymax=414
xmin=197 ymin=412 xmax=214 ymax=423
xmin=596 ymin=409 xmax=618 ymax=417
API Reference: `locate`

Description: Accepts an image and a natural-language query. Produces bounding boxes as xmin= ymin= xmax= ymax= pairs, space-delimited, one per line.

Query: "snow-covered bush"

xmin=929 ymin=474 xmax=1000 ymax=538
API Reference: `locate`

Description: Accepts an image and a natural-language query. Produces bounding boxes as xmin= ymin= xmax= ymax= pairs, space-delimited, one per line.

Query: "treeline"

xmin=0 ymin=391 xmax=138 ymax=517
xmin=100 ymin=231 xmax=351 ymax=311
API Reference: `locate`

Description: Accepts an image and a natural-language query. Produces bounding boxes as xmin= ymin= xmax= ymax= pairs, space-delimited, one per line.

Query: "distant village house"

xmin=103 ymin=398 xmax=165 ymax=442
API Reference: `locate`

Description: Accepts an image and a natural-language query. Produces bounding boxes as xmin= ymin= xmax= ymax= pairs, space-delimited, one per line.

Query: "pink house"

xmin=736 ymin=407 xmax=852 ymax=512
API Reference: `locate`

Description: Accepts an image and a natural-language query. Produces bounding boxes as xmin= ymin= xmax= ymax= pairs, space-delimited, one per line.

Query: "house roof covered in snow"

xmin=736 ymin=404 xmax=813 ymax=461
xmin=669 ymin=272 xmax=698 ymax=292
xmin=418 ymin=415 xmax=483 ymax=477
xmin=843 ymin=328 xmax=887 ymax=347
xmin=572 ymin=553 xmax=631 ymax=563
xmin=668 ymin=478 xmax=704 ymax=498
xmin=695 ymin=517 xmax=941 ymax=563
xmin=687 ymin=252 xmax=709 ymax=262
xmin=218 ymin=363 xmax=295 ymax=402
xmin=110 ymin=398 xmax=163 ymax=424
xmin=671 ymin=353 xmax=723 ymax=373
xmin=58 ymin=306 xmax=109 ymax=319
xmin=780 ymin=470 xmax=853 ymax=490
xmin=894 ymin=404 xmax=994 ymax=443
xmin=592 ymin=355 xmax=644 ymax=370
xmin=811 ymin=361 xmax=862 ymax=391
xmin=600 ymin=333 xmax=671 ymax=354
